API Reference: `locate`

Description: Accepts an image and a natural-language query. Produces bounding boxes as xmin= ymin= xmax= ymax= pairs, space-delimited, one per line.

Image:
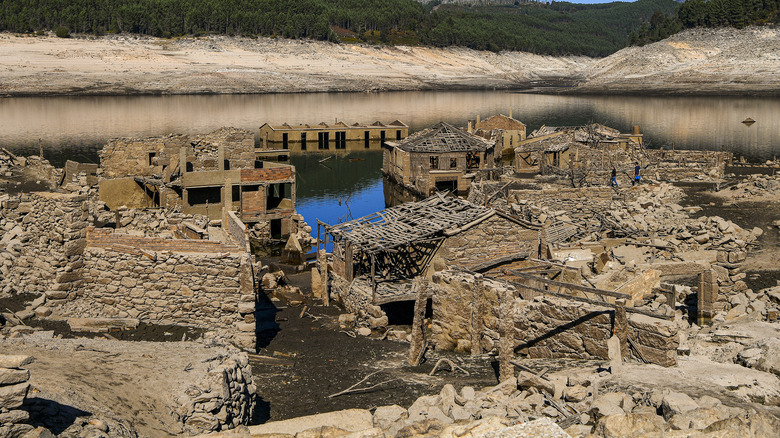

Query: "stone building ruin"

xmin=98 ymin=127 xmax=299 ymax=244
xmin=383 ymin=122 xmax=496 ymax=197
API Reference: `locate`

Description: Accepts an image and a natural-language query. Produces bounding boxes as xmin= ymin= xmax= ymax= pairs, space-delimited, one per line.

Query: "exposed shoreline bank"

xmin=1 ymin=26 xmax=778 ymax=98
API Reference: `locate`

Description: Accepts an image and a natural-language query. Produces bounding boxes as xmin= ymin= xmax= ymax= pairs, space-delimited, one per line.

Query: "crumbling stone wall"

xmin=0 ymin=192 xmax=88 ymax=298
xmin=175 ymin=349 xmax=257 ymax=434
xmin=100 ymin=134 xmax=189 ymax=179
xmin=0 ymin=355 xmax=33 ymax=437
xmin=645 ymin=150 xmax=732 ymax=181
xmin=431 ymin=215 xmax=539 ymax=272
xmin=191 ymin=127 xmax=256 ymax=171
xmin=430 ymin=270 xmax=679 ymax=367
xmin=61 ymin=229 xmax=257 ymax=350
xmin=99 ymin=127 xmax=255 ymax=180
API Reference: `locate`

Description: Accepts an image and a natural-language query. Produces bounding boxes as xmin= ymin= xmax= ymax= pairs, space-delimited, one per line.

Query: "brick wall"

xmin=241 ymin=188 xmax=266 ymax=215
xmin=240 ymin=167 xmax=294 ymax=183
xmin=86 ymin=227 xmax=243 ymax=254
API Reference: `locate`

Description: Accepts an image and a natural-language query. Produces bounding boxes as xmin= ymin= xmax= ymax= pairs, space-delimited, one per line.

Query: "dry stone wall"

xmin=49 ymin=228 xmax=258 ymax=350
xmin=645 ymin=150 xmax=732 ymax=181
xmin=430 ymin=270 xmax=679 ymax=367
xmin=432 ymin=215 xmax=539 ymax=272
xmin=0 ymin=355 xmax=33 ymax=437
xmin=176 ymin=349 xmax=257 ymax=434
xmin=0 ymin=192 xmax=89 ymax=299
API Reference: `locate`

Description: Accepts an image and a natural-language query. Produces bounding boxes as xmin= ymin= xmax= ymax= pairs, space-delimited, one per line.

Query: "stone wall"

xmin=61 ymin=229 xmax=257 ymax=350
xmin=226 ymin=210 xmax=251 ymax=252
xmin=86 ymin=227 xmax=242 ymax=254
xmin=430 ymin=270 xmax=679 ymax=367
xmin=0 ymin=355 xmax=33 ymax=437
xmin=99 ymin=128 xmax=256 ymax=180
xmin=0 ymin=192 xmax=89 ymax=298
xmin=100 ymin=134 xmax=189 ymax=179
xmin=431 ymin=214 xmax=539 ymax=272
xmin=645 ymin=150 xmax=732 ymax=181
xmin=175 ymin=348 xmax=257 ymax=434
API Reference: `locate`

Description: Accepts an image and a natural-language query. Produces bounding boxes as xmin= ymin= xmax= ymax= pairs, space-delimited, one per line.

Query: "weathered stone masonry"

xmin=60 ymin=228 xmax=258 ymax=350
xmin=430 ymin=271 xmax=679 ymax=367
xmin=0 ymin=192 xmax=89 ymax=299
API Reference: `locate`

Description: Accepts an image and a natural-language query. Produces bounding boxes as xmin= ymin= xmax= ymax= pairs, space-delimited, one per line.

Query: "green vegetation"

xmin=11 ymin=0 xmax=770 ymax=57
xmin=630 ymin=0 xmax=780 ymax=46
xmin=54 ymin=25 xmax=70 ymax=38
xmin=422 ymin=0 xmax=678 ymax=56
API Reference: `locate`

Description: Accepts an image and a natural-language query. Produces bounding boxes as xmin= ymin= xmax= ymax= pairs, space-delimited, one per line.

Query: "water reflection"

xmin=1 ymin=92 xmax=779 ymax=165
xmin=291 ymin=151 xmax=385 ymax=229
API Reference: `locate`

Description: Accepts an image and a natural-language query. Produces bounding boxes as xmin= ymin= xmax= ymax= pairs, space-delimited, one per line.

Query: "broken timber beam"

xmin=408 ymin=281 xmax=428 ymax=366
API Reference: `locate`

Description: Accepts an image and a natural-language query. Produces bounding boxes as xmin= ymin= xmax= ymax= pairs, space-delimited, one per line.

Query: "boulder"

xmin=0 ymin=368 xmax=29 ymax=385
xmin=0 ymin=382 xmax=29 ymax=409
xmin=373 ymin=404 xmax=407 ymax=437
xmin=248 ymin=409 xmax=373 ymax=436
xmin=661 ymin=391 xmax=699 ymax=420
xmin=595 ymin=413 xmax=666 ymax=438
xmin=0 ymin=355 xmax=33 ymax=369
xmin=591 ymin=392 xmax=628 ymax=418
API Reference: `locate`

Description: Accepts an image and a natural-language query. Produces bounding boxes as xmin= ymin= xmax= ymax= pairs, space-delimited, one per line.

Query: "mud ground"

xmin=250 ymin=259 xmax=509 ymax=423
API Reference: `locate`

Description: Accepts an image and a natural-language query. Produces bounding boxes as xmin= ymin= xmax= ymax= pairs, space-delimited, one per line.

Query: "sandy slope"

xmin=0 ymin=26 xmax=778 ymax=96
xmin=0 ymin=33 xmax=588 ymax=96
xmin=576 ymin=27 xmax=780 ymax=95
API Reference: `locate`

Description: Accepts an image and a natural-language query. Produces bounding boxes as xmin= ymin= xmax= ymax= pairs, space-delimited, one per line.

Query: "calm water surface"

xmin=2 ymin=91 xmax=778 ymax=229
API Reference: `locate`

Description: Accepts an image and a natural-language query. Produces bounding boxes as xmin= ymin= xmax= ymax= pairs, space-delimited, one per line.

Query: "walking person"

xmin=633 ymin=161 xmax=641 ymax=186
xmin=610 ymin=166 xmax=618 ymax=187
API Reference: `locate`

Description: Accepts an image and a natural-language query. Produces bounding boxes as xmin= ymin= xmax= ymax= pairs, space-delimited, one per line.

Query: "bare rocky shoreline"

xmin=1 ymin=26 xmax=778 ymax=97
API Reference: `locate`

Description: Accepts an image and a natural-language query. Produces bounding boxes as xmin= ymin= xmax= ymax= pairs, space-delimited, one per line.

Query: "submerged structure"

xmin=258 ymin=120 xmax=409 ymax=152
xmin=382 ymin=122 xmax=496 ymax=197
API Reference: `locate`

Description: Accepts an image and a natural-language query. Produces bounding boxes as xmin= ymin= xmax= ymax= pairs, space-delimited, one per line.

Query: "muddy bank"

xmin=1 ymin=26 xmax=778 ymax=97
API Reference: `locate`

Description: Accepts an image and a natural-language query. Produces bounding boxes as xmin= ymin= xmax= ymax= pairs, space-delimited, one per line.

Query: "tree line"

xmin=5 ymin=0 xmax=772 ymax=57
xmin=630 ymin=0 xmax=780 ymax=46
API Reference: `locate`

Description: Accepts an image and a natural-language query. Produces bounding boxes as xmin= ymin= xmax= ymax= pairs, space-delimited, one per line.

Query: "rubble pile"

xmin=719 ymin=173 xmax=780 ymax=199
xmin=90 ymin=201 xmax=211 ymax=238
xmin=368 ymin=375 xmax=778 ymax=438
xmin=0 ymin=148 xmax=19 ymax=177
xmin=175 ymin=349 xmax=257 ymax=435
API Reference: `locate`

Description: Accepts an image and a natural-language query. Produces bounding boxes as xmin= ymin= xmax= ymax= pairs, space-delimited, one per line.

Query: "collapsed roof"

xmin=391 ymin=122 xmax=495 ymax=153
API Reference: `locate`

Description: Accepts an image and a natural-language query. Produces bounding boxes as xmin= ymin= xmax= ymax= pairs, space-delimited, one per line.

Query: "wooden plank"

xmin=509 ymin=270 xmax=631 ymax=299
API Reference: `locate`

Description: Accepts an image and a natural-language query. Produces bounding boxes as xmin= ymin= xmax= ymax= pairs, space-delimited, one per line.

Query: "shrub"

xmin=55 ymin=25 xmax=70 ymax=38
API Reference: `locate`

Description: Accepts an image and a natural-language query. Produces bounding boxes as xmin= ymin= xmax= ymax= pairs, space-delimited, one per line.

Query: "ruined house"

xmin=258 ymin=120 xmax=409 ymax=152
xmin=98 ymin=127 xmax=298 ymax=242
xmin=382 ymin=122 xmax=496 ymax=197
xmin=469 ymin=113 xmax=527 ymax=154
xmin=513 ymin=124 xmax=645 ymax=178
xmin=314 ymin=194 xmax=541 ymax=317
xmin=513 ymin=124 xmax=732 ymax=184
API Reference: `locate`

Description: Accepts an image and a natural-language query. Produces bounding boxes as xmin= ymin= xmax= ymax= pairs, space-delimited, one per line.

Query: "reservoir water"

xmin=2 ymin=91 xmax=779 ymax=229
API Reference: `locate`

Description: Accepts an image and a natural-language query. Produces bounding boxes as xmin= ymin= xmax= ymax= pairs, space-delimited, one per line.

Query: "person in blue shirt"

xmin=633 ymin=162 xmax=641 ymax=186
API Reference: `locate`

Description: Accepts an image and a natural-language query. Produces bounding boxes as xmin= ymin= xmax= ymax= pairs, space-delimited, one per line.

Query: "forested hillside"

xmin=630 ymin=0 xmax=780 ymax=45
xmin=0 ymin=0 xmax=677 ymax=56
